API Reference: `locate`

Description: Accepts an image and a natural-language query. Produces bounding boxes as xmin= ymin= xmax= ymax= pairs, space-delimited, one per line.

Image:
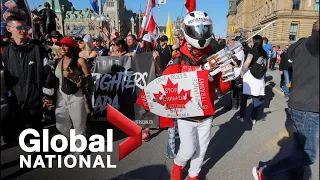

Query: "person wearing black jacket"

xmin=279 ymin=47 xmax=292 ymax=99
xmin=253 ymin=19 xmax=319 ymax=180
xmin=1 ymin=15 xmax=55 ymax=144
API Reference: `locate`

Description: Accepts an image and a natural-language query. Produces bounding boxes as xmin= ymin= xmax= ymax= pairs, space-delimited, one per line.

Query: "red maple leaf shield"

xmin=153 ymin=78 xmax=192 ymax=110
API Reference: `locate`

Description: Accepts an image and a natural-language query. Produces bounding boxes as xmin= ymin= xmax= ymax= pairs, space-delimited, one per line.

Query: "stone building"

xmin=38 ymin=0 xmax=143 ymax=38
xmin=37 ymin=0 xmax=73 ymax=36
xmin=227 ymin=0 xmax=237 ymax=39
xmin=227 ymin=0 xmax=319 ymax=47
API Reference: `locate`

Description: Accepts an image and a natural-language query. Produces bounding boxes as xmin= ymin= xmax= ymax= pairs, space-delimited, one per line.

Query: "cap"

xmin=142 ymin=34 xmax=153 ymax=43
xmin=83 ymin=34 xmax=93 ymax=44
xmin=233 ymin=36 xmax=242 ymax=41
xmin=159 ymin=35 xmax=168 ymax=42
xmin=55 ymin=36 xmax=77 ymax=49
xmin=94 ymin=36 xmax=104 ymax=42
xmin=50 ymin=30 xmax=62 ymax=37
xmin=74 ymin=34 xmax=85 ymax=41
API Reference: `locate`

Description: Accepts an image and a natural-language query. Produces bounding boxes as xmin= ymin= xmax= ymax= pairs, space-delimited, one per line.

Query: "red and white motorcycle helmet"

xmin=182 ymin=11 xmax=213 ymax=49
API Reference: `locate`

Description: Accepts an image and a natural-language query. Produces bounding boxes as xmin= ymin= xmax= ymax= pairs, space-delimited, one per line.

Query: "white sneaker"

xmin=237 ymin=116 xmax=244 ymax=123
xmin=251 ymin=119 xmax=257 ymax=125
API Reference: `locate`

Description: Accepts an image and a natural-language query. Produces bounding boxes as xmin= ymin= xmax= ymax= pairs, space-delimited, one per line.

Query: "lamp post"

xmin=157 ymin=4 xmax=160 ymax=25
xmin=90 ymin=0 xmax=107 ymax=26
xmin=115 ymin=0 xmax=119 ymax=31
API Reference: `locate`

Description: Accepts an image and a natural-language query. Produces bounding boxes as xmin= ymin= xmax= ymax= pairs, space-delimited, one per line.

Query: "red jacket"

xmin=159 ymin=43 xmax=231 ymax=128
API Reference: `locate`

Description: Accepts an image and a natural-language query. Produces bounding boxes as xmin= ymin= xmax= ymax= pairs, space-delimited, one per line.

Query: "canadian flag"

xmin=185 ymin=0 xmax=196 ymax=14
xmin=146 ymin=15 xmax=158 ymax=36
xmin=138 ymin=0 xmax=156 ymax=38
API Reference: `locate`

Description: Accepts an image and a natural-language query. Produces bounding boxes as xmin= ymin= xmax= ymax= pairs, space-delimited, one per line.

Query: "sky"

xmin=28 ymin=0 xmax=229 ymax=38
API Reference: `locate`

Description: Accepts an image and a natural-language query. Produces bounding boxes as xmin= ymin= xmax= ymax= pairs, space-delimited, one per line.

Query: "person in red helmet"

xmin=159 ymin=11 xmax=232 ymax=180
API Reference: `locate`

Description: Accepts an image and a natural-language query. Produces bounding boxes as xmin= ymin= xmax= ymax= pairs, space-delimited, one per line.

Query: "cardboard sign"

xmin=137 ymin=70 xmax=214 ymax=118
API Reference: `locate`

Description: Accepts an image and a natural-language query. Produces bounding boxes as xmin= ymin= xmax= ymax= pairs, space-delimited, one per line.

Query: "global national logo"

xmin=19 ymin=105 xmax=142 ymax=169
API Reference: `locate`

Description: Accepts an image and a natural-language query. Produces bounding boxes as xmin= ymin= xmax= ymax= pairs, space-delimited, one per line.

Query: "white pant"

xmin=174 ymin=116 xmax=213 ymax=178
xmin=55 ymin=88 xmax=87 ymax=141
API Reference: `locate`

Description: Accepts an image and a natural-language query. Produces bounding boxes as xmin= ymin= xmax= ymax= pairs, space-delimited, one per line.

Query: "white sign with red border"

xmin=137 ymin=70 xmax=214 ymax=118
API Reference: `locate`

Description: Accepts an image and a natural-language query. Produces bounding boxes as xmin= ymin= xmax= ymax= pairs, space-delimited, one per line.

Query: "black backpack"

xmin=250 ymin=56 xmax=268 ymax=79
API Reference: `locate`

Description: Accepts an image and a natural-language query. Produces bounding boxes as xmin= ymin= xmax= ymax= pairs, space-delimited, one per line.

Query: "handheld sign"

xmin=136 ymin=70 xmax=214 ymax=118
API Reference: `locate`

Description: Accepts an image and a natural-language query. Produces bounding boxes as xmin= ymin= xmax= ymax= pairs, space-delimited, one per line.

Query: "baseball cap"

xmin=83 ymin=34 xmax=93 ymax=44
xmin=159 ymin=35 xmax=168 ymax=42
xmin=50 ymin=30 xmax=62 ymax=37
xmin=94 ymin=36 xmax=104 ymax=42
xmin=142 ymin=34 xmax=153 ymax=43
xmin=233 ymin=36 xmax=242 ymax=41
xmin=55 ymin=36 xmax=77 ymax=49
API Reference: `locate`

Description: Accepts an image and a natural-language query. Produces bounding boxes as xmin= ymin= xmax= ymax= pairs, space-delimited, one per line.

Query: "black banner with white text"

xmin=91 ymin=52 xmax=159 ymax=128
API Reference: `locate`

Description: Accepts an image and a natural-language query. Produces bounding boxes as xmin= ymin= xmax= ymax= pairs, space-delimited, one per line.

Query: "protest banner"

xmin=137 ymin=70 xmax=214 ymax=118
xmin=91 ymin=52 xmax=159 ymax=128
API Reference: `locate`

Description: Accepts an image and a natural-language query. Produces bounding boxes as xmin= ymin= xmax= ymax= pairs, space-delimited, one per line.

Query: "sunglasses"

xmin=8 ymin=26 xmax=31 ymax=31
xmin=111 ymin=44 xmax=115 ymax=46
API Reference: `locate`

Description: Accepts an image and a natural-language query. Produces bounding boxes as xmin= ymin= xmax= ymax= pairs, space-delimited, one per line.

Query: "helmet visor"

xmin=184 ymin=24 xmax=213 ymax=40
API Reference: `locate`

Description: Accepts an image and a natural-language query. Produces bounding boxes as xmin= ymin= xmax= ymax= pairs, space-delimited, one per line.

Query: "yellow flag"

xmin=166 ymin=13 xmax=175 ymax=46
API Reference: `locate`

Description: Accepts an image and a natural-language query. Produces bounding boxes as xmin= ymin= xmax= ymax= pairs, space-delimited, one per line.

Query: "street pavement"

xmin=1 ymin=67 xmax=319 ymax=180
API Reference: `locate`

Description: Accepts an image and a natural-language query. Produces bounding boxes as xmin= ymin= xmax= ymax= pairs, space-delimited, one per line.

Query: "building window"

xmin=289 ymin=24 xmax=298 ymax=41
xmin=316 ymin=0 xmax=320 ymax=11
xmin=89 ymin=22 xmax=95 ymax=30
xmin=292 ymin=0 xmax=300 ymax=10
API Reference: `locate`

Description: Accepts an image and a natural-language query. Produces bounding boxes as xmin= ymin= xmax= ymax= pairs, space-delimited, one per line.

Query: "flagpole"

xmin=157 ymin=4 xmax=160 ymax=26
xmin=98 ymin=0 xmax=102 ymax=27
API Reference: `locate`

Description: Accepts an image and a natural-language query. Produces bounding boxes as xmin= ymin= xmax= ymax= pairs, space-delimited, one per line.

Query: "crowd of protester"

xmin=0 ymin=14 xmax=293 ymax=152
xmin=0 ymin=13 xmax=318 ymax=180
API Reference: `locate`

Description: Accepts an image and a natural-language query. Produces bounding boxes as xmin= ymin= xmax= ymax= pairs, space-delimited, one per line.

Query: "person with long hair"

xmin=139 ymin=34 xmax=154 ymax=53
xmin=137 ymin=34 xmax=162 ymax=142
xmin=78 ymin=34 xmax=98 ymax=69
xmin=54 ymin=36 xmax=93 ymax=157
xmin=110 ymin=37 xmax=128 ymax=56
xmin=238 ymin=35 xmax=269 ymax=125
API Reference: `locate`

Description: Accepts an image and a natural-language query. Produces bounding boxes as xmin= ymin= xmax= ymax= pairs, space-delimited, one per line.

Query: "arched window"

xmin=292 ymin=0 xmax=300 ymax=10
xmin=89 ymin=22 xmax=95 ymax=31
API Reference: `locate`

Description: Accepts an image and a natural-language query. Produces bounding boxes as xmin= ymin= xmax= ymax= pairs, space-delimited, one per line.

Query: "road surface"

xmin=1 ymin=68 xmax=319 ymax=180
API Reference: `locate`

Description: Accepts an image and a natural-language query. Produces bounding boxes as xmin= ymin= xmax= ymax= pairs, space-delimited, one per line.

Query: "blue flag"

xmin=89 ymin=0 xmax=98 ymax=14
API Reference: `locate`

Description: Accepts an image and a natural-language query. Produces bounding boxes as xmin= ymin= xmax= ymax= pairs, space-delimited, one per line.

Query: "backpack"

xmin=250 ymin=56 xmax=268 ymax=79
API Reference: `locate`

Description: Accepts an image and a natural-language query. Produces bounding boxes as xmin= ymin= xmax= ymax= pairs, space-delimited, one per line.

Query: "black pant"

xmin=2 ymin=106 xmax=44 ymax=144
xmin=239 ymin=94 xmax=262 ymax=120
xmin=270 ymin=58 xmax=277 ymax=70
xmin=280 ymin=74 xmax=285 ymax=88
xmin=230 ymin=78 xmax=242 ymax=108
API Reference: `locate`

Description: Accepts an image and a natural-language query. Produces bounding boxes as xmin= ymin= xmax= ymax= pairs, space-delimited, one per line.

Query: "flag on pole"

xmin=185 ymin=0 xmax=196 ymax=14
xmin=146 ymin=15 xmax=159 ymax=48
xmin=89 ymin=0 xmax=99 ymax=14
xmin=165 ymin=13 xmax=174 ymax=46
xmin=138 ymin=0 xmax=156 ymax=38
xmin=147 ymin=15 xmax=158 ymax=35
